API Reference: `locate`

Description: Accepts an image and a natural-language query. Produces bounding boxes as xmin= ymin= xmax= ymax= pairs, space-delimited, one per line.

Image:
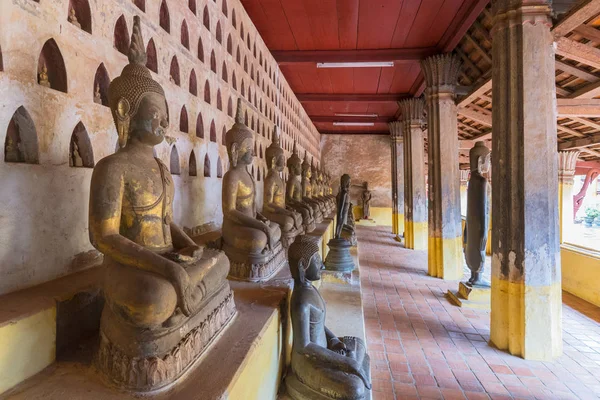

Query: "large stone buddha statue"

xmin=221 ymin=99 xmax=286 ymax=281
xmin=286 ymin=141 xmax=316 ymax=233
xmin=301 ymin=153 xmax=324 ymax=223
xmin=285 ymin=235 xmax=371 ymax=400
xmin=89 ymin=16 xmax=235 ymax=391
xmin=262 ymin=126 xmax=303 ymax=248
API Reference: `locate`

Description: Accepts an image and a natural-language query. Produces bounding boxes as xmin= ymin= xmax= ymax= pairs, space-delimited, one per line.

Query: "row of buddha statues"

xmin=87 ymin=17 xmax=368 ymax=399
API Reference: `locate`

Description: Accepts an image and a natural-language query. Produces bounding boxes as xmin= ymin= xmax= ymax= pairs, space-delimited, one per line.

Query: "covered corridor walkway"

xmin=357 ymin=226 xmax=600 ymax=400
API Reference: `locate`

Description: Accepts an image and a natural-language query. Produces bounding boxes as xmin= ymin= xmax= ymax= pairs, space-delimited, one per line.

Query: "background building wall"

xmin=320 ymin=134 xmax=392 ymax=224
xmin=0 ymin=0 xmax=321 ymax=295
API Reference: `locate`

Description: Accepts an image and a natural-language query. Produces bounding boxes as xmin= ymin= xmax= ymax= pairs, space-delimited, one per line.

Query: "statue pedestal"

xmin=446 ymin=282 xmax=491 ymax=310
xmin=324 ymin=238 xmax=355 ymax=273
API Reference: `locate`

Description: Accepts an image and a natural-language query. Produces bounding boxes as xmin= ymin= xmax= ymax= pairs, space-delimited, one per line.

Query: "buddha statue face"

xmin=128 ymin=93 xmax=169 ymax=146
xmin=232 ymin=137 xmax=254 ymax=167
xmin=289 ymin=236 xmax=323 ymax=283
xmin=273 ymin=153 xmax=285 ymax=172
xmin=341 ymin=174 xmax=351 ymax=190
xmin=304 ymin=253 xmax=324 ymax=281
xmin=469 ymin=141 xmax=491 ymax=175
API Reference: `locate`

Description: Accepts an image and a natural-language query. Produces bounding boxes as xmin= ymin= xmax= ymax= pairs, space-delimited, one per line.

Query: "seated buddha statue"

xmin=222 ymin=99 xmax=286 ymax=281
xmin=310 ymin=160 xmax=329 ymax=217
xmin=262 ymin=127 xmax=303 ymax=248
xmin=286 ymin=141 xmax=316 ymax=233
xmin=301 ymin=154 xmax=324 ymax=223
xmin=285 ymin=235 xmax=371 ymax=400
xmin=89 ymin=16 xmax=235 ymax=391
xmin=315 ymin=167 xmax=334 ymax=215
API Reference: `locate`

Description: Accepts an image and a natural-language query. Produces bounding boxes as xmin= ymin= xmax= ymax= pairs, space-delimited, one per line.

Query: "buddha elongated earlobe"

xmin=230 ymin=142 xmax=238 ymax=168
xmin=116 ymin=98 xmax=131 ymax=148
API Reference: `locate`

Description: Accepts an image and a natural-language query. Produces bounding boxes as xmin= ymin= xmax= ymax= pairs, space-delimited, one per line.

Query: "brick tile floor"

xmin=357 ymin=226 xmax=600 ymax=400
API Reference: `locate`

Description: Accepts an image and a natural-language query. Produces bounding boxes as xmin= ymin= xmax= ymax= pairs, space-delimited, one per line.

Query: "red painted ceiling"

xmin=241 ymin=0 xmax=487 ymax=134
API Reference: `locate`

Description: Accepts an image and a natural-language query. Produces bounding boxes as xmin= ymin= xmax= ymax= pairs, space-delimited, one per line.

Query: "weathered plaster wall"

xmin=320 ymin=134 xmax=392 ymax=208
xmin=0 ymin=0 xmax=321 ymax=295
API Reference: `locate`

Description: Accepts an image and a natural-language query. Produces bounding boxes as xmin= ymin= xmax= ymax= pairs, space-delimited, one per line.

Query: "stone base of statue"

xmin=446 ymin=282 xmax=491 ymax=310
xmin=324 ymin=238 xmax=355 ymax=272
xmin=341 ymin=226 xmax=357 ymax=247
xmin=224 ymin=241 xmax=287 ymax=282
xmin=96 ymin=277 xmax=236 ymax=392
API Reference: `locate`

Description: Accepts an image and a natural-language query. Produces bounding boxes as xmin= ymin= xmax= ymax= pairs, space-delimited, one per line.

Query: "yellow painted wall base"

xmin=490 ymin=277 xmax=562 ymax=361
xmin=0 ymin=307 xmax=56 ymax=395
xmin=404 ymin=221 xmax=427 ymax=250
xmin=427 ymin=236 xmax=462 ymax=280
xmin=562 ymin=244 xmax=600 ymax=307
xmin=353 ymin=207 xmax=392 ymax=226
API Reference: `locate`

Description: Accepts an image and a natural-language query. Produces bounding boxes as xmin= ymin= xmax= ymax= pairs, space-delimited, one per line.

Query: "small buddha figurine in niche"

xmin=71 ymin=140 xmax=83 ymax=167
xmin=286 ymin=141 xmax=316 ymax=233
xmin=286 ymin=235 xmax=371 ymax=400
xmin=222 ymin=99 xmax=286 ymax=281
xmin=263 ymin=126 xmax=303 ymax=248
xmin=94 ymin=83 xmax=102 ymax=104
xmin=301 ymin=153 xmax=323 ymax=223
xmin=39 ymin=63 xmax=51 ymax=87
xmin=464 ymin=141 xmax=491 ymax=286
xmin=89 ymin=16 xmax=235 ymax=391
xmin=68 ymin=7 xmax=81 ymax=28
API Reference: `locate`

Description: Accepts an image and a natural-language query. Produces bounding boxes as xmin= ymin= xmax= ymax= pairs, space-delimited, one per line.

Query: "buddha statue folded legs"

xmin=262 ymin=127 xmax=303 ymax=248
xmin=221 ymin=100 xmax=287 ymax=281
xmin=90 ymin=17 xmax=235 ymax=392
xmin=285 ymin=236 xmax=371 ymax=400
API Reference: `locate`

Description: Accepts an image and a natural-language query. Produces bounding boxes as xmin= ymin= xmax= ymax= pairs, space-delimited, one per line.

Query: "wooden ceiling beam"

xmin=310 ymin=115 xmax=394 ymax=123
xmin=464 ymin=33 xmax=492 ymax=64
xmin=573 ymin=24 xmax=600 ymax=43
xmin=569 ymin=116 xmax=600 ymax=131
xmin=567 ymin=79 xmax=600 ymax=98
xmin=272 ymin=48 xmax=437 ymax=65
xmin=555 ymin=59 xmax=600 ymax=82
xmin=555 ymin=37 xmax=600 ymax=69
xmin=458 ymin=106 xmax=492 ymax=126
xmin=552 ymin=0 xmax=600 ymax=38
xmin=557 ymin=98 xmax=600 ymax=116
xmin=319 ymin=130 xmax=390 ymax=135
xmin=457 ymin=78 xmax=492 ymax=107
xmin=297 ymin=93 xmax=410 ymax=102
xmin=559 ymin=131 xmax=600 ymax=150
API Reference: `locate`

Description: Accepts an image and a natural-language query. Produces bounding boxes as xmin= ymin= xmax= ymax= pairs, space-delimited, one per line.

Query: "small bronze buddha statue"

xmin=89 ymin=16 xmax=235 ymax=391
xmin=325 ymin=174 xmax=356 ymax=271
xmin=286 ymin=141 xmax=316 ymax=233
xmin=301 ymin=153 xmax=324 ymax=223
xmin=68 ymin=7 xmax=81 ymax=28
xmin=263 ymin=127 xmax=303 ymax=248
xmin=222 ymin=99 xmax=286 ymax=281
xmin=39 ymin=63 xmax=51 ymax=87
xmin=286 ymin=235 xmax=371 ymax=400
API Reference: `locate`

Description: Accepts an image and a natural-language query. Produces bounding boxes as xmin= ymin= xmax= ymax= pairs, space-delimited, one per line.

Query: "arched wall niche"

xmin=114 ymin=15 xmax=129 ymax=55
xmin=181 ymin=20 xmax=190 ymax=50
xmin=189 ymin=150 xmax=197 ymax=176
xmin=217 ymin=90 xmax=222 ymax=111
xmin=69 ymin=122 xmax=94 ymax=167
xmin=38 ymin=39 xmax=68 ymax=93
xmin=0 ymin=45 xmax=3 ymax=71
xmin=232 ymin=9 xmax=237 ymax=28
xmin=227 ymin=35 xmax=232 ymax=55
xmin=133 ymin=0 xmax=145 ymax=12
xmin=227 ymin=97 xmax=233 ymax=117
xmin=4 ymin=106 xmax=39 ymax=164
xmin=93 ymin=63 xmax=109 ymax=106
xmin=222 ymin=0 xmax=228 ymax=16
xmin=217 ymin=156 xmax=223 ymax=178
xmin=216 ymin=22 xmax=222 ymax=44
xmin=236 ymin=47 xmax=240 ymax=64
xmin=146 ymin=38 xmax=158 ymax=73
xmin=221 ymin=126 xmax=226 ymax=144
xmin=170 ymin=56 xmax=180 ymax=86
xmin=222 ymin=63 xmax=228 ymax=83
xmin=232 ymin=72 xmax=237 ymax=90
xmin=189 ymin=69 xmax=197 ymax=96
xmin=204 ymin=81 xmax=211 ymax=104
xmin=68 ymin=0 xmax=92 ymax=34
xmin=204 ymin=154 xmax=211 ymax=177
xmin=210 ymin=121 xmax=216 ymax=142
xmin=203 ymin=6 xmax=210 ymax=30
xmin=170 ymin=145 xmax=180 ymax=175
xmin=198 ymin=37 xmax=204 ymax=62
xmin=210 ymin=51 xmax=216 ymax=73
xmin=180 ymin=106 xmax=188 ymax=133
xmin=243 ymin=56 xmax=248 ymax=73
xmin=196 ymin=113 xmax=204 ymax=138
xmin=159 ymin=0 xmax=170 ymax=32
xmin=189 ymin=0 xmax=196 ymax=15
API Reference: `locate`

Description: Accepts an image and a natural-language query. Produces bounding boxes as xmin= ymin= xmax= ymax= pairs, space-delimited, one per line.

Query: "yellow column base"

xmin=427 ymin=236 xmax=462 ymax=280
xmin=393 ymin=212 xmax=404 ymax=237
xmin=490 ymin=276 xmax=562 ymax=361
xmin=404 ymin=221 xmax=428 ymax=250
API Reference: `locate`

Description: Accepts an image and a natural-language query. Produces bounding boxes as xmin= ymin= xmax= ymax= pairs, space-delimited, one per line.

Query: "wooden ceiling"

xmin=240 ymin=0 xmax=488 ymax=134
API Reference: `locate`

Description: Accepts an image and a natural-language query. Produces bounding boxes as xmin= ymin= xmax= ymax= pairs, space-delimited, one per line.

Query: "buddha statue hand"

xmin=167 ymin=262 xmax=198 ymax=317
xmin=257 ymin=213 xmax=276 ymax=250
xmin=177 ymin=245 xmax=204 ymax=259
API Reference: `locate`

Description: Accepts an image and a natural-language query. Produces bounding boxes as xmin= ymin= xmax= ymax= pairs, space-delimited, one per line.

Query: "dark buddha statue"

xmin=301 ymin=153 xmax=323 ymax=223
xmin=262 ymin=126 xmax=303 ymax=248
xmin=89 ymin=17 xmax=235 ymax=391
xmin=325 ymin=174 xmax=356 ymax=271
xmin=285 ymin=235 xmax=371 ymax=400
xmin=310 ymin=159 xmax=329 ymax=217
xmin=286 ymin=141 xmax=316 ymax=233
xmin=464 ymin=141 xmax=491 ymax=286
xmin=221 ymin=99 xmax=286 ymax=281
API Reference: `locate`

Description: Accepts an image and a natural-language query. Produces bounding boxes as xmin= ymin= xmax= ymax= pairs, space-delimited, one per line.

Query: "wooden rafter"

xmin=552 ymin=0 xmax=600 ymax=38
xmin=555 ymin=37 xmax=600 ymax=70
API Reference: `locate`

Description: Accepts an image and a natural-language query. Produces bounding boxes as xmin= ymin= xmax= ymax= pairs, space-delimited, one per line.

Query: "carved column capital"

xmin=388 ymin=121 xmax=403 ymax=142
xmin=420 ymin=54 xmax=462 ymax=96
xmin=558 ymin=150 xmax=580 ymax=182
xmin=398 ymin=98 xmax=425 ymax=127
xmin=492 ymin=0 xmax=552 ymax=34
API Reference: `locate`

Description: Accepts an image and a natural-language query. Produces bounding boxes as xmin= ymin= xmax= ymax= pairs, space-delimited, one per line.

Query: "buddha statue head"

xmin=287 ymin=141 xmax=302 ymax=176
xmin=266 ymin=126 xmax=285 ymax=172
xmin=288 ymin=235 xmax=323 ymax=283
xmin=302 ymin=152 xmax=312 ymax=180
xmin=341 ymin=173 xmax=351 ymax=191
xmin=108 ymin=16 xmax=168 ymax=149
xmin=469 ymin=141 xmax=491 ymax=175
xmin=226 ymin=99 xmax=254 ymax=168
